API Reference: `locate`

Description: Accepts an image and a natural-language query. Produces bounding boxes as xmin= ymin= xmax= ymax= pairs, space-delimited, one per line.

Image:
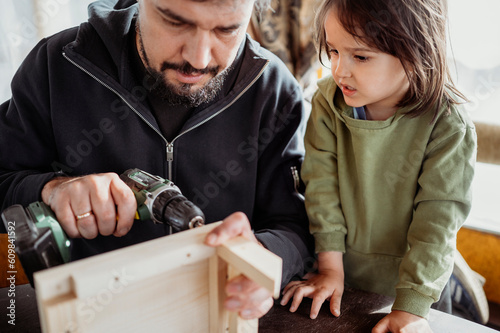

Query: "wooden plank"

xmin=78 ymin=262 xmax=211 ymax=332
xmin=34 ymin=222 xmax=282 ymax=332
xmin=217 ymin=237 xmax=282 ymax=298
xmin=226 ymin=265 xmax=258 ymax=333
xmin=35 ymin=222 xmax=221 ymax=301
xmin=209 ymin=256 xmax=228 ymax=333
xmin=40 ymin=292 xmax=79 ymax=333
xmin=35 ymin=224 xmax=220 ymax=332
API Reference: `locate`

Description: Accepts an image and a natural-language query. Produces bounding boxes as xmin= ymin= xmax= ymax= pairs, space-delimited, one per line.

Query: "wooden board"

xmin=34 ymin=222 xmax=282 ymax=333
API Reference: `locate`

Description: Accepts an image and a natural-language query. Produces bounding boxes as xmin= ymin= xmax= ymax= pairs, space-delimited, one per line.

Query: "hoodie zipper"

xmin=63 ymin=51 xmax=269 ymax=180
xmin=166 ymin=143 xmax=173 ymax=179
xmin=291 ymin=165 xmax=300 ymax=194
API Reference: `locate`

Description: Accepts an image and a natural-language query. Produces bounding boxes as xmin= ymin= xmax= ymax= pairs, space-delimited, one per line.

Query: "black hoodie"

xmin=0 ymin=0 xmax=313 ymax=287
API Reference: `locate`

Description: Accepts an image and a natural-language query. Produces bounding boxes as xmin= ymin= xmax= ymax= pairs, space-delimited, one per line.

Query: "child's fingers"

xmin=282 ymin=280 xmax=302 ymax=296
xmin=329 ymin=288 xmax=343 ymax=317
xmin=281 ymin=282 xmax=302 ymax=306
xmin=289 ymin=286 xmax=309 ymax=312
xmin=310 ymin=289 xmax=330 ymax=319
xmin=371 ymin=316 xmax=389 ymax=333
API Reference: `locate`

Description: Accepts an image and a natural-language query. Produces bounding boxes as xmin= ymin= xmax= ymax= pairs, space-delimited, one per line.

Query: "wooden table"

xmin=260 ymin=287 xmax=498 ymax=333
xmin=0 ymin=284 xmax=497 ymax=332
xmin=260 ymin=287 xmax=393 ymax=333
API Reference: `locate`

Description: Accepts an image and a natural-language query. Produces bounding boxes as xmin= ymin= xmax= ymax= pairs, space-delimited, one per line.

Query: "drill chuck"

xmin=152 ymin=188 xmax=205 ymax=233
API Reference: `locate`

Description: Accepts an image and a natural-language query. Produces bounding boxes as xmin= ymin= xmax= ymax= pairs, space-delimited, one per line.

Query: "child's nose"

xmin=333 ymin=57 xmax=351 ymax=78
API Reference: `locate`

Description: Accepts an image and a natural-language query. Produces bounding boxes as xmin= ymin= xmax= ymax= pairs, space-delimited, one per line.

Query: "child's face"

xmin=325 ymin=8 xmax=410 ymax=120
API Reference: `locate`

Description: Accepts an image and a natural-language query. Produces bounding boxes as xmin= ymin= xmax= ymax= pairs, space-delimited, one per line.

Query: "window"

xmin=448 ymin=0 xmax=500 ymax=234
xmin=0 ymin=0 xmax=94 ymax=102
xmin=448 ymin=0 xmax=500 ymax=124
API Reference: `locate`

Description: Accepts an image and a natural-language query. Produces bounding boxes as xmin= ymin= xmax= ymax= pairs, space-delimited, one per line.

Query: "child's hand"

xmin=280 ymin=251 xmax=344 ymax=319
xmin=372 ymin=310 xmax=433 ymax=333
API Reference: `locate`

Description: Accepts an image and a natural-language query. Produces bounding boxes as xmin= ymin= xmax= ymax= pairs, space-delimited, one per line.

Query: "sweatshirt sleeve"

xmin=301 ymin=90 xmax=347 ymax=254
xmin=392 ymin=110 xmax=477 ymax=318
xmin=0 ymin=38 xmax=62 ymax=220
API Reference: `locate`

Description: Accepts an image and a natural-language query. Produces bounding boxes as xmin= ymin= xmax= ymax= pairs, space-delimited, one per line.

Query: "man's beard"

xmin=136 ymin=23 xmax=230 ymax=107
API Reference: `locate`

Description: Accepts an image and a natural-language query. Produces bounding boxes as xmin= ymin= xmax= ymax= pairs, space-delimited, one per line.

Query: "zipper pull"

xmin=291 ymin=165 xmax=300 ymax=194
xmin=166 ymin=143 xmax=174 ymax=180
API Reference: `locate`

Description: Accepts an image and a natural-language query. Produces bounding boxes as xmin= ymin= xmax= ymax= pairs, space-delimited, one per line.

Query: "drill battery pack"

xmin=1 ymin=202 xmax=70 ymax=286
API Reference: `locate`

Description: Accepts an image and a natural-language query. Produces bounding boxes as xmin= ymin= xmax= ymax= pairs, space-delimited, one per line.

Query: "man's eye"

xmin=217 ymin=27 xmax=239 ymax=36
xmin=164 ymin=18 xmax=184 ymax=27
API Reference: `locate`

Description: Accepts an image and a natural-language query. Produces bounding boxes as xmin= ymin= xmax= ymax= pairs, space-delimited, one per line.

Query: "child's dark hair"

xmin=314 ymin=0 xmax=466 ymax=120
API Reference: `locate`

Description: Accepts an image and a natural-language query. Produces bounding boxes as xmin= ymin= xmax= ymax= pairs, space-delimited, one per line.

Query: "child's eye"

xmin=355 ymin=55 xmax=369 ymax=62
xmin=328 ymin=48 xmax=339 ymax=56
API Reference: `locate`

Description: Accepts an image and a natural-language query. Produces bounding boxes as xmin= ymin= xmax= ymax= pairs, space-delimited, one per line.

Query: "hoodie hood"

xmin=88 ymin=0 xmax=138 ymax=50
xmin=83 ymin=0 xmax=139 ymax=82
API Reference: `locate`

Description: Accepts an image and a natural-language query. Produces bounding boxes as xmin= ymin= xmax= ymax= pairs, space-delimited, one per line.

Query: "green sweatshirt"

xmin=303 ymin=76 xmax=477 ymax=318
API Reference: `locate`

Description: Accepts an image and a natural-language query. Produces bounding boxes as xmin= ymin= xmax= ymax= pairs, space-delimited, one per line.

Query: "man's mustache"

xmin=160 ymin=61 xmax=219 ymax=76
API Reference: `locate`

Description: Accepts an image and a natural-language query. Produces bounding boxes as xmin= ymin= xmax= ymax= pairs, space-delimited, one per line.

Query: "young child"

xmin=281 ymin=0 xmax=477 ymax=331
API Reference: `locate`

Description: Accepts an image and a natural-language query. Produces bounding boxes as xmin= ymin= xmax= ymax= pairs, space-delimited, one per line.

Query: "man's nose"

xmin=182 ymin=29 xmax=212 ymax=70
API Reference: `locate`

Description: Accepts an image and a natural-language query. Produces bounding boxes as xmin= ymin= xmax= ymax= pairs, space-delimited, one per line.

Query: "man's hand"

xmin=204 ymin=212 xmax=274 ymax=319
xmin=372 ymin=310 xmax=433 ymax=333
xmin=41 ymin=173 xmax=137 ymax=239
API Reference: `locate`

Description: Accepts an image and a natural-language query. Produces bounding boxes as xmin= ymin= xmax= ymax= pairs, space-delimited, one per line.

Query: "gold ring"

xmin=76 ymin=211 xmax=93 ymax=220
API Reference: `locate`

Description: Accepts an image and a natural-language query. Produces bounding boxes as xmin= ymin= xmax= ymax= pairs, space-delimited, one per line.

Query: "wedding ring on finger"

xmin=76 ymin=211 xmax=93 ymax=220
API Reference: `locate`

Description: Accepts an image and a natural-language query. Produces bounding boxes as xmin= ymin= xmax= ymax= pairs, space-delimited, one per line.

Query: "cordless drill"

xmin=1 ymin=168 xmax=205 ymax=286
